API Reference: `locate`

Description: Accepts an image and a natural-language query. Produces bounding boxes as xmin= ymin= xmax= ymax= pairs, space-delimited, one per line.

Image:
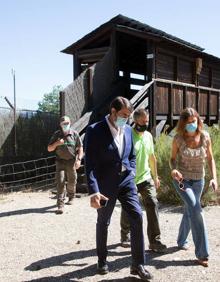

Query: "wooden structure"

xmin=60 ymin=14 xmax=220 ymax=136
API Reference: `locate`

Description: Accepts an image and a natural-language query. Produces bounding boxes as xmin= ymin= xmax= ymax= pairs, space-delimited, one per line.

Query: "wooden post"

xmin=124 ymin=70 xmax=130 ymax=97
xmin=146 ymin=40 xmax=155 ymax=81
xmin=168 ymin=83 xmax=173 ymax=127
xmin=207 ymin=91 xmax=211 ymax=126
xmin=183 ymin=86 xmax=187 ymax=109
xmin=196 ymin=88 xmax=199 ymax=112
xmin=151 ymin=82 xmax=156 ymax=136
xmin=175 ymin=56 xmax=179 ymax=81
xmin=218 ymin=92 xmax=220 ymax=125
xmin=149 ymin=84 xmax=155 ymax=134
xmin=210 ymin=68 xmax=213 ymax=88
xmin=73 ymin=52 xmax=81 ymax=80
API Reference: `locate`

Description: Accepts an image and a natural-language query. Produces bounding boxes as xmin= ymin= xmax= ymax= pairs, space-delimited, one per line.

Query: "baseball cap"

xmin=60 ymin=115 xmax=70 ymax=124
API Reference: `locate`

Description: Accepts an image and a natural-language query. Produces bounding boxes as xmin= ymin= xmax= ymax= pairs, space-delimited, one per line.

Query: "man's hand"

xmin=75 ymin=160 xmax=81 ymax=170
xmin=171 ymin=169 xmax=183 ymax=181
xmin=48 ymin=138 xmax=65 ymax=152
xmin=90 ymin=194 xmax=109 ymax=209
xmin=56 ymin=138 xmax=65 ymax=146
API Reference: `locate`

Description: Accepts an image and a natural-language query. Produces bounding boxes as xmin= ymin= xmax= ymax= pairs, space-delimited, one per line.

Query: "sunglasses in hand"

xmin=178 ymin=179 xmax=185 ymax=191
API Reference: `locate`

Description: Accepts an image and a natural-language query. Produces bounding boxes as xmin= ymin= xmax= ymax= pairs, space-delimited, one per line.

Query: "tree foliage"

xmin=38 ymin=85 xmax=62 ymax=114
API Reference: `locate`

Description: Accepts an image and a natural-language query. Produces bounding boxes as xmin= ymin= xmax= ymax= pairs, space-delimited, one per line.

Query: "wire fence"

xmin=0 ymin=156 xmax=56 ymax=193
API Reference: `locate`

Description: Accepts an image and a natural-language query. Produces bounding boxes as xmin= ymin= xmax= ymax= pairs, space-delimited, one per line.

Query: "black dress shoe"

xmin=130 ymin=264 xmax=153 ymax=281
xmin=97 ymin=261 xmax=109 ymax=275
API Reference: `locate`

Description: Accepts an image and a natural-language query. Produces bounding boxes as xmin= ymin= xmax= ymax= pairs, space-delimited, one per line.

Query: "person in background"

xmin=120 ymin=108 xmax=167 ymax=253
xmin=85 ymin=97 xmax=152 ymax=281
xmin=48 ymin=115 xmax=83 ymax=214
xmin=170 ymin=107 xmax=218 ymax=267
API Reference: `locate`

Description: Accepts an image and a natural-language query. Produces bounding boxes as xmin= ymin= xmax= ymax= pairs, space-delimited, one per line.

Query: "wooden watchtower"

xmin=60 ymin=14 xmax=220 ymax=136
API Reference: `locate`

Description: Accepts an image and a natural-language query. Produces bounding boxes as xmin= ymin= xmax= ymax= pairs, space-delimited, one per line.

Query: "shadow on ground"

xmin=0 ymin=205 xmax=56 ymax=218
xmin=24 ymin=245 xmax=196 ymax=281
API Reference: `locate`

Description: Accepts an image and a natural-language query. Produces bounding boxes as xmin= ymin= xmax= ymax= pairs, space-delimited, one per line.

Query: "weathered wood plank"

xmin=156 ymin=120 xmax=167 ymax=137
xmin=130 ymin=81 xmax=154 ymax=105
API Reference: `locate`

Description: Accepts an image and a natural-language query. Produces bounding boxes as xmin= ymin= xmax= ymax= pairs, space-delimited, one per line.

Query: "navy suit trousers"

xmin=96 ymin=178 xmax=145 ymax=266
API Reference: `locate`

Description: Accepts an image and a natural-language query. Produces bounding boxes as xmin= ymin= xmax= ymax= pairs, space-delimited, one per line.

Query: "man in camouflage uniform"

xmin=48 ymin=116 xmax=83 ymax=214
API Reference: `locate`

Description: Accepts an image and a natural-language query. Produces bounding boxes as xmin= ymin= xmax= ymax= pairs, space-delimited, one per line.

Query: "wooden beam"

xmin=207 ymin=91 xmax=211 ymax=126
xmin=115 ymin=25 xmax=161 ymax=44
xmin=78 ymin=47 xmax=109 ymax=63
xmin=175 ymin=56 xmax=179 ymax=81
xmin=148 ymin=82 xmax=156 ymax=136
xmin=196 ymin=88 xmax=199 ymax=112
xmin=154 ymin=78 xmax=220 ymax=92
xmin=217 ymin=92 xmax=220 ymax=125
xmin=130 ymin=80 xmax=154 ymax=105
xmin=168 ymin=83 xmax=174 ymax=127
xmin=210 ymin=68 xmax=213 ymax=88
xmin=72 ymin=111 xmax=93 ymax=133
xmin=152 ymin=82 xmax=157 ymax=128
xmin=146 ymin=40 xmax=155 ymax=81
xmin=62 ymin=25 xmax=112 ymax=54
xmin=183 ymin=86 xmax=187 ymax=108
xmin=156 ymin=120 xmax=166 ymax=137
xmin=73 ymin=52 xmax=81 ymax=80
xmin=78 ymin=47 xmax=109 ymax=56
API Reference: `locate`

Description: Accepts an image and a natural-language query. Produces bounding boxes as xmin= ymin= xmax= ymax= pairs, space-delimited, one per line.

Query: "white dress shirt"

xmin=105 ymin=115 xmax=125 ymax=158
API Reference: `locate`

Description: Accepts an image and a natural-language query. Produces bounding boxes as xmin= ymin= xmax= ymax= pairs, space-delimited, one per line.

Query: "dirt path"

xmin=0 ymin=191 xmax=220 ymax=282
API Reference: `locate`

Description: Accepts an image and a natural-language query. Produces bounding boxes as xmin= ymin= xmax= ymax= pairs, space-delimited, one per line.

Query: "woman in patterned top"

xmin=170 ymin=107 xmax=218 ymax=267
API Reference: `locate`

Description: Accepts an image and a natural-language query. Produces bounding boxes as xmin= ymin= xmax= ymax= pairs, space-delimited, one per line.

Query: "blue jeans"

xmin=173 ymin=178 xmax=209 ymax=259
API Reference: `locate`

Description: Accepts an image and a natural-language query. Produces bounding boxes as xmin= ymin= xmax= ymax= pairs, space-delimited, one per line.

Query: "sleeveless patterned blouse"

xmin=174 ymin=131 xmax=209 ymax=180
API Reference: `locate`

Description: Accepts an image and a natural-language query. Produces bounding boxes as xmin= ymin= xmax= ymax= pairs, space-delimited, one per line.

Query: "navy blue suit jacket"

xmin=85 ymin=119 xmax=136 ymax=198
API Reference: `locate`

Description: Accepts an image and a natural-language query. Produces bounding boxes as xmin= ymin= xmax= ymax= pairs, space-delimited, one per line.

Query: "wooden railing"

xmin=153 ymin=78 xmax=220 ymax=127
xmin=69 ymin=78 xmax=220 ymax=139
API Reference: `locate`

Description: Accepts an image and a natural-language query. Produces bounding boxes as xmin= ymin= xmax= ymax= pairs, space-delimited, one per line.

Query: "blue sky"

xmin=1 ymin=0 xmax=220 ymax=110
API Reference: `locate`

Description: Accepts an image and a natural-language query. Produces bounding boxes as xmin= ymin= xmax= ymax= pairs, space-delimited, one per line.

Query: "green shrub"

xmin=154 ymin=132 xmax=181 ymax=205
xmin=154 ymin=125 xmax=220 ymax=206
xmin=203 ymin=125 xmax=220 ymax=206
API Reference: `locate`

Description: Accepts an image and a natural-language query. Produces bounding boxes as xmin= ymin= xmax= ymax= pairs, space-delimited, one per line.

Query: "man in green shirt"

xmin=120 ymin=108 xmax=166 ymax=252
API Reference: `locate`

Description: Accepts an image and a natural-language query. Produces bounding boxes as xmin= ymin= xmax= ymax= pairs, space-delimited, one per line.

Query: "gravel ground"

xmin=0 ymin=190 xmax=220 ymax=282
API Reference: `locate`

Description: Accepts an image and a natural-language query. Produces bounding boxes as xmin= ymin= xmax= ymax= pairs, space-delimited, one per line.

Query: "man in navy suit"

xmin=85 ymin=97 xmax=152 ymax=280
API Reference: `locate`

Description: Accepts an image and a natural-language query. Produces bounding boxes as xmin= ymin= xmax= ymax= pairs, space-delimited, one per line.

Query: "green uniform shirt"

xmin=132 ymin=128 xmax=154 ymax=184
xmin=48 ymin=129 xmax=82 ymax=161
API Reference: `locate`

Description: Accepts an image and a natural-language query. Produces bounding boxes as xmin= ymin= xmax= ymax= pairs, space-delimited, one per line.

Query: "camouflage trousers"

xmin=56 ymin=159 xmax=77 ymax=207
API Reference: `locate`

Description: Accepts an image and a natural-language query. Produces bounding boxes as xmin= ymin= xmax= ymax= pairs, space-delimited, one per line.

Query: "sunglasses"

xmin=178 ymin=179 xmax=185 ymax=191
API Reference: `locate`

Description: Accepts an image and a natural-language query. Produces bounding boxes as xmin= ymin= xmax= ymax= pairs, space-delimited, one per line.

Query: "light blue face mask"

xmin=185 ymin=120 xmax=197 ymax=133
xmin=61 ymin=124 xmax=70 ymax=132
xmin=115 ymin=116 xmax=128 ymax=128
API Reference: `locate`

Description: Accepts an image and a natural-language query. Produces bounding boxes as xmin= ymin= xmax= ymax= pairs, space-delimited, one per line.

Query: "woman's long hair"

xmin=176 ymin=107 xmax=203 ymax=135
